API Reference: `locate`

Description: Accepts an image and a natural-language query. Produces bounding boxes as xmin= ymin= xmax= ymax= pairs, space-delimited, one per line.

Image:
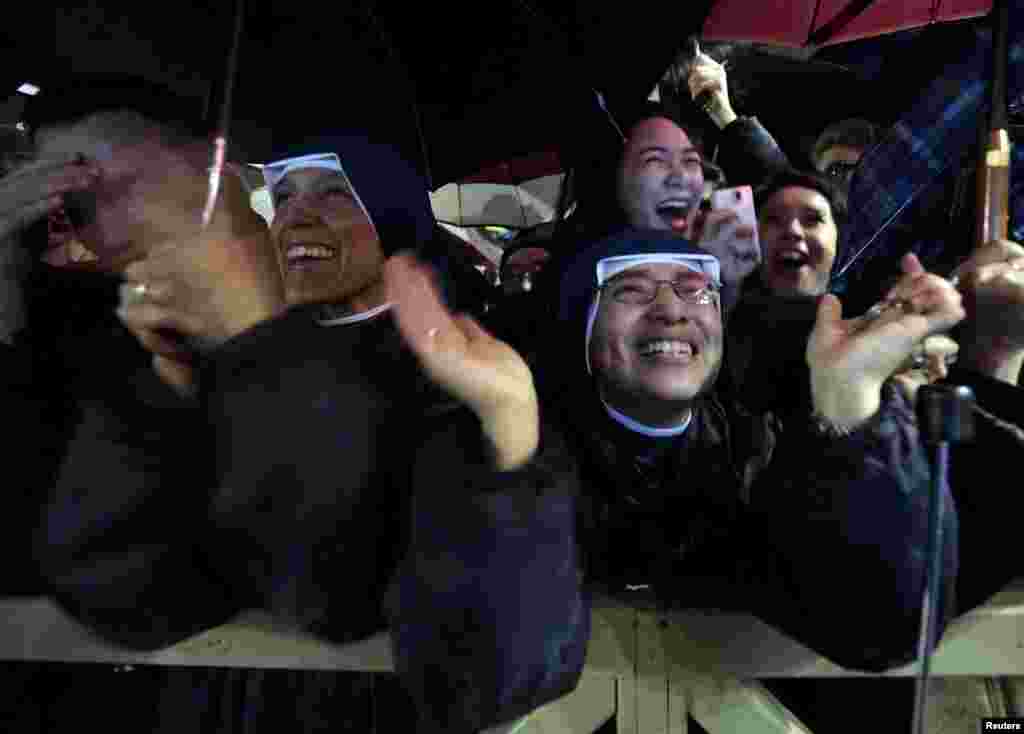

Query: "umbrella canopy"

xmin=702 ymin=0 xmax=993 ymax=47
xmin=430 ymin=175 xmax=564 ymax=228
xmin=430 ymin=150 xmax=565 ymax=228
xmin=11 ymin=0 xmax=717 ymax=186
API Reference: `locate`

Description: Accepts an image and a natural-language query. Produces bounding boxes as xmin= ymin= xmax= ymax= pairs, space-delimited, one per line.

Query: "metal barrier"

xmin=3 ymin=581 xmax=1023 ymax=733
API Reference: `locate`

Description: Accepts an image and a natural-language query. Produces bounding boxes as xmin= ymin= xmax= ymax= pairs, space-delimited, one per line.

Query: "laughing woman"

xmin=107 ymin=133 xmax=587 ymax=733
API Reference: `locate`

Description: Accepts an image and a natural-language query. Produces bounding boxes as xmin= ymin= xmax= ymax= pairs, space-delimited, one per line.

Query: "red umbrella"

xmin=702 ymin=0 xmax=992 ymax=47
xmin=459 ymin=151 xmax=562 ymax=185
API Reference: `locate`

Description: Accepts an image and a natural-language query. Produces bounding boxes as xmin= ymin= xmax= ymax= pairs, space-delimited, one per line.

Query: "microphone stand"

xmin=910 ymin=384 xmax=975 ymax=734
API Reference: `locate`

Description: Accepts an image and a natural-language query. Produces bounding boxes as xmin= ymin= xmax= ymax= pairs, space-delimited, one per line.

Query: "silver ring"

xmin=124 ymin=281 xmax=149 ymax=305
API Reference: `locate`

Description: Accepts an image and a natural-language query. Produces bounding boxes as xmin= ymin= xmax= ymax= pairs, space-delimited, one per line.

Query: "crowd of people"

xmin=1 ymin=49 xmax=1022 ymax=734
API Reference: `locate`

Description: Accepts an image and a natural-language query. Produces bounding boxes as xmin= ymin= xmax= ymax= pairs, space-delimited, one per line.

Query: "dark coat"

xmin=23 ymin=276 xmax=586 ymax=731
xmin=550 ymin=229 xmax=959 ymax=673
xmin=714 ymin=116 xmax=793 ymax=188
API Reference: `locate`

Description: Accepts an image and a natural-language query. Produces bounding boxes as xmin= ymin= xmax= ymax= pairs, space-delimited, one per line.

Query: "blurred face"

xmin=270 ymin=168 xmax=385 ymax=309
xmin=617 ymin=118 xmax=704 ymax=234
xmin=758 ymin=186 xmax=838 ymax=298
xmin=589 ymin=262 xmax=723 ymax=427
xmin=34 ymin=112 xmax=206 ymax=271
xmin=816 ymin=144 xmax=863 ymax=188
xmin=501 ymin=246 xmax=550 ymax=294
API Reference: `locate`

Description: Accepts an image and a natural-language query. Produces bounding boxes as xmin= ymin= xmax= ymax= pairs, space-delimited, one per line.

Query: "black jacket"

xmin=26 ymin=279 xmax=586 ymax=731
xmin=560 ymin=383 xmax=957 ymax=673
xmin=549 ymin=230 xmax=959 ymax=672
xmin=714 ymin=116 xmax=792 ymax=187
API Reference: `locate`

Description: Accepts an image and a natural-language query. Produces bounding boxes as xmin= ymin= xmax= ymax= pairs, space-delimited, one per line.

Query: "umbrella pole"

xmin=975 ymin=0 xmax=1012 ymax=248
xmin=200 ymin=0 xmax=245 ymax=231
xmin=910 ymin=386 xmax=976 ymax=734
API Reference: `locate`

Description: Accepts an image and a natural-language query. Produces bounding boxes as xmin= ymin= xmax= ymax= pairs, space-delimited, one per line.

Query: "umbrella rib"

xmin=201 ymin=0 xmax=245 ymax=231
xmin=362 ymin=0 xmax=435 ymax=190
xmin=807 ymin=0 xmax=880 ymax=46
xmin=807 ymin=0 xmax=824 ymax=45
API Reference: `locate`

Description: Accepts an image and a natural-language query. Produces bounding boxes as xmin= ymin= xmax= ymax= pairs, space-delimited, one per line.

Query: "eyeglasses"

xmin=600 ymin=276 xmax=719 ymax=306
xmin=824 ymin=161 xmax=858 ymax=181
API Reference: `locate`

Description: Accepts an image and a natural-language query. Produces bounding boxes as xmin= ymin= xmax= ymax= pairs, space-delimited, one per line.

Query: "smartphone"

xmin=710 ymin=186 xmax=758 ymax=242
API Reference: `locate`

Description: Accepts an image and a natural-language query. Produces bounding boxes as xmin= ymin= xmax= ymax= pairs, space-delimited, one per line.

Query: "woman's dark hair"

xmin=754 ymin=168 xmax=849 ymax=276
xmin=812 ymin=118 xmax=880 ymax=169
xmin=754 ymin=168 xmax=848 ymax=225
xmin=567 ymin=101 xmax=707 ymax=243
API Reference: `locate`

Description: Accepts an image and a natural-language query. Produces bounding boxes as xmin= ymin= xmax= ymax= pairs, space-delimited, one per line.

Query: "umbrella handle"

xmin=976 ymin=129 xmax=1012 ymax=246
xmin=975 ymin=0 xmax=1012 ymax=250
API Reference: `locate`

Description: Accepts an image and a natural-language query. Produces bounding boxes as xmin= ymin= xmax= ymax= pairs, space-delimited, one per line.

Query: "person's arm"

xmin=383 ymin=254 xmax=588 ymax=732
xmin=0 ymin=339 xmax=63 ymax=596
xmin=196 ymin=309 xmax=403 ymax=643
xmin=715 ymin=117 xmax=793 ymax=186
xmin=34 ymin=337 xmax=243 ymax=649
xmin=688 ymin=53 xmax=791 ymax=185
xmin=951 ymin=239 xmax=1024 ymax=386
xmin=940 ymin=365 xmax=1024 ymax=614
xmin=388 ymin=412 xmax=587 ymax=734
xmin=747 ymin=385 xmax=957 ymax=672
xmin=744 ymin=255 xmax=965 ymax=671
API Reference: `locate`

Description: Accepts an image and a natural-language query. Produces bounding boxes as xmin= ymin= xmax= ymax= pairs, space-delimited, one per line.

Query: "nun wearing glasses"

xmin=545 ymin=227 xmax=963 ymax=674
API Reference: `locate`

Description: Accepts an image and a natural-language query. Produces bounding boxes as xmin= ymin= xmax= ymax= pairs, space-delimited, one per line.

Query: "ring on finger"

xmin=123 ymin=281 xmax=152 ymax=306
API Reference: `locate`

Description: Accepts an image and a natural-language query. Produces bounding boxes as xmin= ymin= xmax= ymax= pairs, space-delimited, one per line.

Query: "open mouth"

xmin=655 ymin=200 xmax=695 ymax=231
xmin=285 ymin=243 xmax=337 ymax=268
xmin=637 ymin=338 xmax=697 ymax=361
xmin=774 ymin=249 xmax=810 ymax=270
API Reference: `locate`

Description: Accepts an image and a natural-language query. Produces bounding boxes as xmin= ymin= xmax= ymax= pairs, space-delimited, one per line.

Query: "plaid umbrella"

xmin=830 ymin=3 xmax=1024 ymax=291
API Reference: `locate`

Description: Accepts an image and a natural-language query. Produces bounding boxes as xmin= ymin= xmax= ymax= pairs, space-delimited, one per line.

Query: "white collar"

xmin=316 ymin=302 xmax=393 ymax=327
xmin=601 ymin=398 xmax=692 ymax=437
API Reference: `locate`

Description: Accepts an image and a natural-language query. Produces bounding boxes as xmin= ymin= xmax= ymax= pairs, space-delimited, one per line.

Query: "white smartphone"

xmin=710 ymin=185 xmax=760 ymax=252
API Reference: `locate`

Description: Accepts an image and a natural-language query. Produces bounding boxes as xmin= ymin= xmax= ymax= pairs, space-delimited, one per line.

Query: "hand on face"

xmin=117 ymin=164 xmax=286 ymax=361
xmin=0 ymin=153 xmax=100 ymax=244
xmin=34 ymin=118 xmax=211 ymax=269
xmin=758 ymin=186 xmax=838 ymax=299
xmin=589 ymin=263 xmax=723 ymax=427
xmin=386 ymin=252 xmax=538 ymax=469
xmin=808 ymin=253 xmax=965 ymax=427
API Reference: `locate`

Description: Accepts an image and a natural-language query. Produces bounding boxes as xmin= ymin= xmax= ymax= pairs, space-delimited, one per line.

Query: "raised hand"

xmin=0 ymin=155 xmax=100 ymax=243
xmin=951 ymin=239 xmax=1024 ymax=383
xmin=808 ymin=253 xmax=965 ymax=428
xmin=385 ymin=252 xmax=539 ymax=470
xmin=117 ymin=164 xmax=285 ymax=390
xmin=692 ymin=208 xmax=759 ymax=286
xmin=687 ymin=52 xmax=738 ymax=129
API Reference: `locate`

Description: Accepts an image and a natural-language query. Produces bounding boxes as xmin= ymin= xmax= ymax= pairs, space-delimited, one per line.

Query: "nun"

xmin=112 ymin=134 xmax=588 ymax=732
xmin=547 ymin=228 xmax=962 ymax=674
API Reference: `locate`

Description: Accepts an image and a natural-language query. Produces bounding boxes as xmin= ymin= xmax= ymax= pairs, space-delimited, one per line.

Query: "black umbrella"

xmin=16 ymin=0 xmax=718 ymax=187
